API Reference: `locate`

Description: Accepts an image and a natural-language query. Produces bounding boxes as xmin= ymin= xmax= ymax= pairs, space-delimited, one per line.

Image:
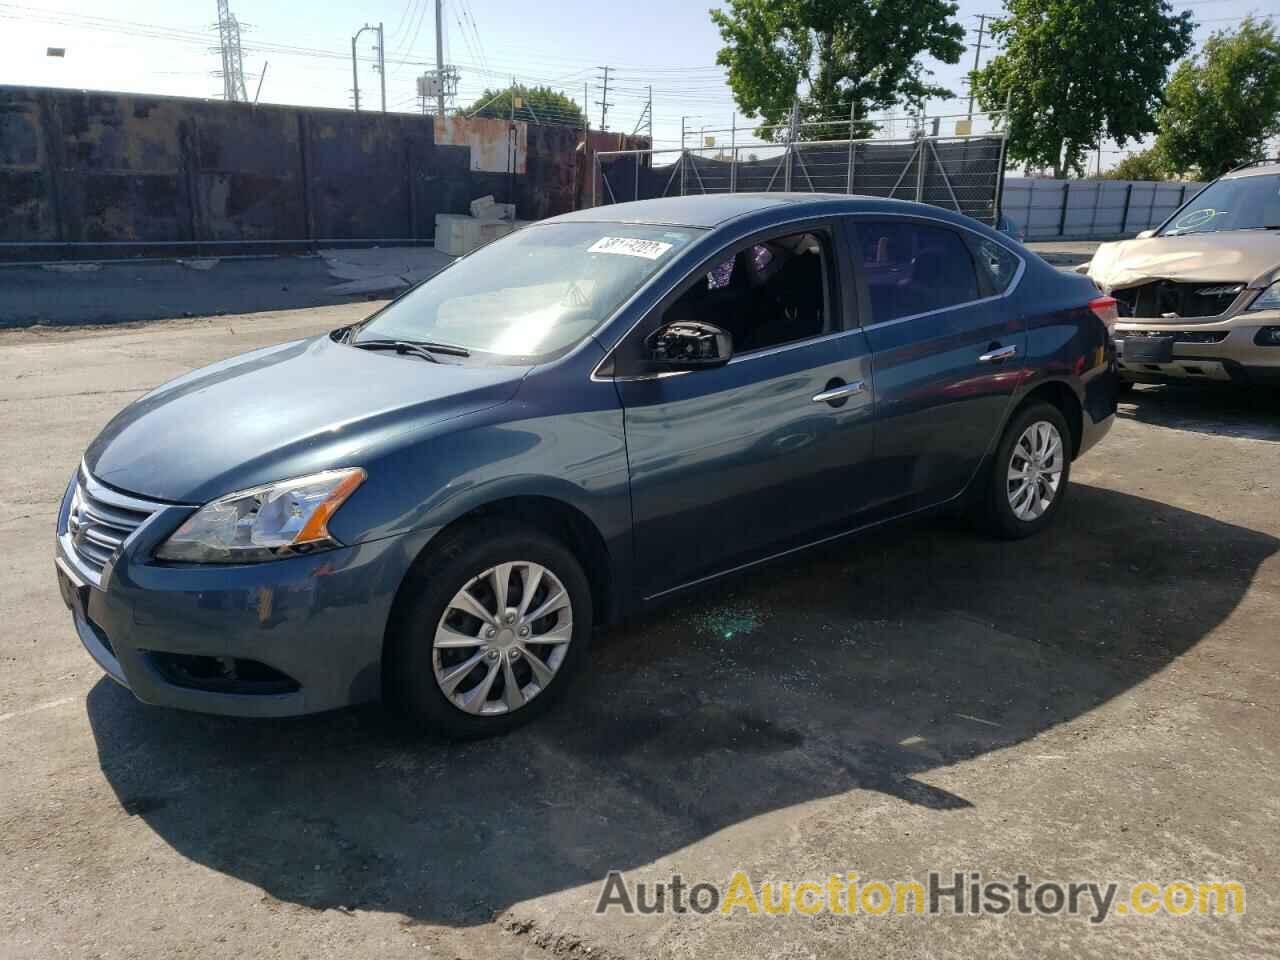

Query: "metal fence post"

xmin=729 ymin=115 xmax=737 ymax=194
xmin=592 ymin=151 xmax=598 ymax=208
xmin=915 ymin=137 xmax=926 ymax=202
xmin=1120 ymin=182 xmax=1133 ymax=234
xmin=845 ymin=101 xmax=856 ymax=194
xmin=1058 ymin=181 xmax=1071 ymax=237
xmin=784 ymin=100 xmax=798 ymax=192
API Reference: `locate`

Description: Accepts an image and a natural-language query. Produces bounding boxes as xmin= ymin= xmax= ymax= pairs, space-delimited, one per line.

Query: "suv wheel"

xmin=978 ymin=402 xmax=1073 ymax=539
xmin=385 ymin=520 xmax=592 ymax=738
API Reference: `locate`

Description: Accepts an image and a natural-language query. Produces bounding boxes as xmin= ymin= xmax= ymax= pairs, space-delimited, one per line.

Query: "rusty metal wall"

xmin=0 ymin=85 xmax=604 ymax=255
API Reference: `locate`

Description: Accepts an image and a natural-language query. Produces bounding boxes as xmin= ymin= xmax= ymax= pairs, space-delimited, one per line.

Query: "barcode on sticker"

xmin=588 ymin=237 xmax=673 ymax=260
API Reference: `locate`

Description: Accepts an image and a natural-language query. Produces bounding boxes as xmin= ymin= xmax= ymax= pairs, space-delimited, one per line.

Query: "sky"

xmin=0 ymin=0 xmax=1272 ymax=168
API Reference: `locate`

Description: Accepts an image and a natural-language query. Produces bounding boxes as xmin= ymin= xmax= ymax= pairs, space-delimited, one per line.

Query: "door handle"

xmin=978 ymin=344 xmax=1018 ymax=364
xmin=812 ymin=380 xmax=866 ymax=404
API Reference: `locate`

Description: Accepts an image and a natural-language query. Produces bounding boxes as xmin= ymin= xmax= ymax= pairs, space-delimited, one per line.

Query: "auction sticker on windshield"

xmin=588 ymin=236 xmax=674 ymax=260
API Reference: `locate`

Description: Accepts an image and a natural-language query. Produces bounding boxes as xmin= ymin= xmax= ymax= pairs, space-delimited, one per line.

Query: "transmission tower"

xmin=214 ymin=0 xmax=249 ymax=102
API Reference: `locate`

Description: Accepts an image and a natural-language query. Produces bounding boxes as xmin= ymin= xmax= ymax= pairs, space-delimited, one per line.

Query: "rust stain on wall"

xmin=436 ymin=115 xmax=526 ymax=174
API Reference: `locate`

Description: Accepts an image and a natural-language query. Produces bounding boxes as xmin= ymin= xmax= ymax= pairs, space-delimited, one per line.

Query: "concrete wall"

xmin=1002 ymin=177 xmax=1206 ymax=240
xmin=0 ymin=85 xmax=631 ymax=255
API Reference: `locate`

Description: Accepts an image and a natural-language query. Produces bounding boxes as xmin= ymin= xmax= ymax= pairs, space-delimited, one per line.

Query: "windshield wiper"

xmin=350 ymin=338 xmax=471 ymax=361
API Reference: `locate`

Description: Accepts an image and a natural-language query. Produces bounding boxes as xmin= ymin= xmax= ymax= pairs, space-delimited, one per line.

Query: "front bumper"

xmin=1114 ymin=318 xmax=1280 ymax=384
xmin=55 ymin=472 xmax=432 ymax=717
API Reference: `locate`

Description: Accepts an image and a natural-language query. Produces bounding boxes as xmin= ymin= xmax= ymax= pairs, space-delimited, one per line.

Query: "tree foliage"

xmin=1103 ymin=148 xmax=1171 ymax=181
xmin=1156 ymin=17 xmax=1280 ymax=179
xmin=462 ymin=85 xmax=585 ymax=127
xmin=711 ymin=0 xmax=965 ymax=141
xmin=973 ymin=0 xmax=1193 ymax=178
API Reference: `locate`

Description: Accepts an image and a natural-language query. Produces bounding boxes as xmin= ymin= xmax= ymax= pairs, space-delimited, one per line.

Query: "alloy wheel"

xmin=432 ymin=561 xmax=573 ymax=716
xmin=1007 ymin=420 xmax=1064 ymax=521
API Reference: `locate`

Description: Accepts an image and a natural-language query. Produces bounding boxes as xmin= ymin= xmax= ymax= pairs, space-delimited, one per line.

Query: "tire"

xmin=977 ymin=402 xmax=1073 ymax=540
xmin=383 ymin=519 xmax=593 ymax=738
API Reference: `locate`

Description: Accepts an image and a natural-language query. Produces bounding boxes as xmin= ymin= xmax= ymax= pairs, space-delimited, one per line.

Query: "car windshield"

xmin=354 ymin=222 xmax=700 ymax=359
xmin=1161 ymin=174 xmax=1280 ymax=236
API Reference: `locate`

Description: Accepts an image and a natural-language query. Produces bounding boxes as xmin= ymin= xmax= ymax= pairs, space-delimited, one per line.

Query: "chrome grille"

xmin=62 ymin=469 xmax=162 ymax=584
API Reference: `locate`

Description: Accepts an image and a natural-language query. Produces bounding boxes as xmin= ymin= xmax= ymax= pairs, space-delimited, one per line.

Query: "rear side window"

xmin=858 ymin=221 xmax=981 ymax=322
xmin=975 ymin=239 xmax=1020 ymax=293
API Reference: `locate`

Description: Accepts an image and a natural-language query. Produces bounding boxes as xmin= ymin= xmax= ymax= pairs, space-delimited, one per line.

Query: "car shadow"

xmin=1119 ymin=382 xmax=1280 ymax=442
xmin=87 ymin=483 xmax=1276 ymax=926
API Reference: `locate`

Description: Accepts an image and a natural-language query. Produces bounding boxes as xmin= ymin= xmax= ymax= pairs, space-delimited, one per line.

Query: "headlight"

xmin=1247 ymin=280 xmax=1280 ymax=312
xmin=155 ymin=468 xmax=366 ymax=563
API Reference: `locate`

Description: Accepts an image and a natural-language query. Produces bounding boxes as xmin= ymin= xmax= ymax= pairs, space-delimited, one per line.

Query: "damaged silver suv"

xmin=1086 ymin=159 xmax=1280 ymax=388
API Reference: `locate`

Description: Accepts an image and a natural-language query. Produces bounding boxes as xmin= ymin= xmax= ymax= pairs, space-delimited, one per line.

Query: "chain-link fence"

xmin=594 ymin=129 xmax=1008 ymax=225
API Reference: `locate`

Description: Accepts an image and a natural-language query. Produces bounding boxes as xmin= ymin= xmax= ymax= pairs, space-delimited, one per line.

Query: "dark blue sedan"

xmin=55 ymin=195 xmax=1119 ymax=737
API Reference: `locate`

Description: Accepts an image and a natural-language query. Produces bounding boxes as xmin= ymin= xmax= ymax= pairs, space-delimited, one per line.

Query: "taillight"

xmin=1089 ymin=296 xmax=1119 ymax=334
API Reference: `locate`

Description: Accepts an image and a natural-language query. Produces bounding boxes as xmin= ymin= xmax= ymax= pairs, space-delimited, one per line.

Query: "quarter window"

xmin=859 ymin=222 xmax=981 ymax=322
xmin=975 ymin=239 xmax=1020 ymax=293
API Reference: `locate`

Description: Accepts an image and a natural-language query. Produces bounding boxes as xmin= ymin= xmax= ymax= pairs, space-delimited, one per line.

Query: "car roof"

xmin=548 ymin=193 xmax=994 ymax=232
xmin=1222 ymin=161 xmax=1280 ymax=180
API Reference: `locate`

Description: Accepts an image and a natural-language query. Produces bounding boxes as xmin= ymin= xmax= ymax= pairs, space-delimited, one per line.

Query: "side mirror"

xmin=1135 ymin=229 xmax=1156 ymax=239
xmin=646 ymin=321 xmax=733 ymax=370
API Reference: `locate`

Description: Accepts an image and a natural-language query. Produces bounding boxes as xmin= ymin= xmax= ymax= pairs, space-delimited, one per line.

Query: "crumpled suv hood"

xmin=85 ymin=334 xmax=529 ymax=504
xmin=1089 ymin=231 xmax=1280 ymax=291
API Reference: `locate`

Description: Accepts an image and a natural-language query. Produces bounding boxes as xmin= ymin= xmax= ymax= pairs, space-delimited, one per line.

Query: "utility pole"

xmin=376 ymin=22 xmax=386 ymax=113
xmin=680 ymin=116 xmax=686 ymax=195
xmin=434 ymin=0 xmax=446 ymax=119
xmin=509 ymin=77 xmax=517 ymax=211
xmin=350 ymin=33 xmax=360 ymax=112
xmin=967 ymin=13 xmax=989 ymax=120
xmin=253 ymin=60 xmax=268 ymax=105
xmin=583 ymin=81 xmax=590 ymax=131
xmin=631 ymin=85 xmax=652 ymax=140
xmin=595 ymin=66 xmax=612 ymax=132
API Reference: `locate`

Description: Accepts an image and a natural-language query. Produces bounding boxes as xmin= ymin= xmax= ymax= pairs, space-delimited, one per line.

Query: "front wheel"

xmin=384 ymin=520 xmax=592 ymax=738
xmin=976 ymin=402 xmax=1072 ymax=540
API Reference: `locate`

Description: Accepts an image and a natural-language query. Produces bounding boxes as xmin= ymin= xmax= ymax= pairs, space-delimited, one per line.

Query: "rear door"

xmin=611 ymin=220 xmax=877 ymax=599
xmin=851 ymin=217 xmax=1027 ymax=513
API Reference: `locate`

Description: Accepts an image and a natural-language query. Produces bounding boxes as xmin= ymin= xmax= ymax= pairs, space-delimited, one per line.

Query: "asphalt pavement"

xmin=1 ymin=302 xmax=1277 ymax=959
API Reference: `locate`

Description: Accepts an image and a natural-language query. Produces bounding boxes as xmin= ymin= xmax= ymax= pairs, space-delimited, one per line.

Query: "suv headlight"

xmin=155 ymin=468 xmax=366 ymax=563
xmin=1247 ymin=280 xmax=1280 ymax=312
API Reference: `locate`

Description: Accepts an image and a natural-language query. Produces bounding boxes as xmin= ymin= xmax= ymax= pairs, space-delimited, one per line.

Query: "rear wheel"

xmin=384 ymin=520 xmax=592 ymax=738
xmin=977 ymin=402 xmax=1072 ymax=539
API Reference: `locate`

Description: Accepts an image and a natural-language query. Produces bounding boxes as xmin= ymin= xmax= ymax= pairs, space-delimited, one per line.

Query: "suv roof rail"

xmin=1226 ymin=157 xmax=1280 ymax=174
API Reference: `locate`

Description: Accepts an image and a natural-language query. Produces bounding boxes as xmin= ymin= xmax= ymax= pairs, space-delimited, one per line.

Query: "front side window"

xmin=355 ymin=222 xmax=700 ymax=360
xmin=859 ymin=221 xmax=980 ymax=322
xmin=663 ymin=231 xmax=831 ymax=355
xmin=1161 ymin=175 xmax=1280 ymax=236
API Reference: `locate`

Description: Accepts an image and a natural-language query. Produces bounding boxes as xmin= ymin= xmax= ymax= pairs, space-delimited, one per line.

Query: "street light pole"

xmin=350 ymin=24 xmax=378 ymax=113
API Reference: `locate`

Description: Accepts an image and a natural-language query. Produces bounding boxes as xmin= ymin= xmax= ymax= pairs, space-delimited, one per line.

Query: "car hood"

xmin=1088 ymin=231 xmax=1280 ymax=290
xmin=85 ymin=334 xmax=529 ymax=503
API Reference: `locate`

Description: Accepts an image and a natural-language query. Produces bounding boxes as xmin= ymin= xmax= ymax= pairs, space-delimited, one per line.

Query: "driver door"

xmin=609 ymin=222 xmax=877 ymax=600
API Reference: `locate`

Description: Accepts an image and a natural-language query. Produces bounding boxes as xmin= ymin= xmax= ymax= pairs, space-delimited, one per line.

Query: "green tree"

xmin=462 ymin=85 xmax=586 ymax=127
xmin=710 ymin=0 xmax=965 ymax=141
xmin=973 ymin=0 xmax=1193 ymax=178
xmin=1103 ymin=148 xmax=1171 ymax=181
xmin=1156 ymin=17 xmax=1280 ymax=179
